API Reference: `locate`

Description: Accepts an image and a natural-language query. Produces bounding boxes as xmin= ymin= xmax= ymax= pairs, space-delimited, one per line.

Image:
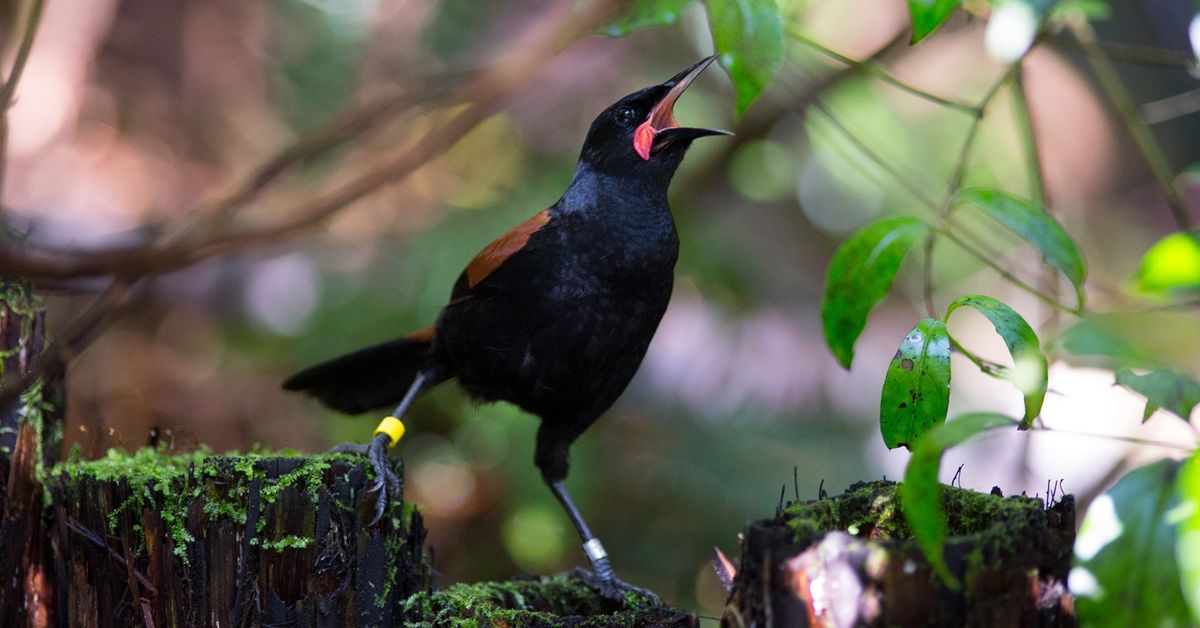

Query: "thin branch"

xmin=787 ymin=29 xmax=980 ymax=115
xmin=937 ymin=227 xmax=1080 ymax=314
xmin=1010 ymin=65 xmax=1046 ymax=204
xmin=1033 ymin=425 xmax=1197 ymax=452
xmin=0 ymin=0 xmax=633 ymax=280
xmin=0 ymin=0 xmax=46 ymax=203
xmin=923 ymin=237 xmax=937 ymax=318
xmin=1141 ymin=87 xmax=1200 ymax=125
xmin=64 ymin=516 xmax=158 ymax=596
xmin=809 ymin=101 xmax=940 ymax=208
xmin=0 ymin=0 xmax=44 ymax=104
xmin=1047 ymin=34 xmax=1199 ymax=68
xmin=948 ymin=334 xmax=1006 ymax=378
xmin=1011 ymin=61 xmax=1071 ymax=320
xmin=1069 ymin=20 xmax=1193 ymax=231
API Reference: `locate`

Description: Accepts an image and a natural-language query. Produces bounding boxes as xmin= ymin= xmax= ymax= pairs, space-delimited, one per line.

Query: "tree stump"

xmin=0 ymin=279 xmax=59 ymax=626
xmin=724 ymin=480 xmax=1076 ymax=627
xmin=50 ymin=450 xmax=431 ymax=627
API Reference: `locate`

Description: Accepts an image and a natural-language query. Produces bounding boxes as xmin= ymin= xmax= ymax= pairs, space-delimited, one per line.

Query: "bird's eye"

xmin=616 ymin=107 xmax=637 ymax=125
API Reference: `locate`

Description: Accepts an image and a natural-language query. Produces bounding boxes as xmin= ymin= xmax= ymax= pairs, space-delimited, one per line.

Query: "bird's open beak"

xmin=633 ymin=56 xmax=732 ymax=160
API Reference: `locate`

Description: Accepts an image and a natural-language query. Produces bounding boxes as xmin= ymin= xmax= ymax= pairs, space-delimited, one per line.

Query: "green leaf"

xmin=881 ymin=318 xmax=952 ymax=450
xmin=1048 ymin=0 xmax=1112 ymax=21
xmin=822 ymin=217 xmax=930 ymax=369
xmin=1114 ymin=368 xmax=1200 ymax=423
xmin=1134 ymin=230 xmax=1200 ymax=294
xmin=600 ymin=0 xmax=695 ymax=37
xmin=946 ymin=295 xmax=1047 ymax=426
xmin=1175 ymin=452 xmax=1200 ymax=624
xmin=957 ymin=188 xmax=1087 ymax=303
xmin=1055 ymin=312 xmax=1200 ymax=371
xmin=907 ymin=0 xmax=962 ymax=44
xmin=705 ymin=0 xmax=783 ymax=114
xmin=900 ymin=412 xmax=1017 ymax=587
xmin=1075 ymin=459 xmax=1192 ymax=628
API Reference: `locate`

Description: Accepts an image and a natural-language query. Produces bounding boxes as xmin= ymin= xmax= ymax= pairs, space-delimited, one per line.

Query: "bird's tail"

xmin=282 ymin=329 xmax=434 ymax=415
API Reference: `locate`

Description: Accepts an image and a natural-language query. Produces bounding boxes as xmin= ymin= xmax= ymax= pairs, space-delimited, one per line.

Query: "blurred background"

xmin=4 ymin=0 xmax=1200 ymax=616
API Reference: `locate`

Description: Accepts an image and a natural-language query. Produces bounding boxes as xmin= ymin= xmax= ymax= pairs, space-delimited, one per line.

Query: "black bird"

xmin=284 ymin=56 xmax=728 ymax=597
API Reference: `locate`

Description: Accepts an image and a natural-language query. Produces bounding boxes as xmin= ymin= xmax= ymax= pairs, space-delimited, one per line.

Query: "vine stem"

xmin=936 ymin=227 xmax=1080 ymax=315
xmin=1069 ymin=18 xmax=1193 ymax=231
xmin=922 ymin=67 xmax=1017 ymax=318
xmin=1032 ymin=426 xmax=1197 ymax=452
xmin=0 ymin=0 xmax=46 ymax=205
xmin=787 ymin=29 xmax=980 ymax=115
xmin=947 ymin=334 xmax=1006 ymax=379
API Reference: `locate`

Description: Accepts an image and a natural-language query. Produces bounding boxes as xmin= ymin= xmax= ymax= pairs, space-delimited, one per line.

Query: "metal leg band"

xmin=583 ymin=538 xmax=607 ymax=562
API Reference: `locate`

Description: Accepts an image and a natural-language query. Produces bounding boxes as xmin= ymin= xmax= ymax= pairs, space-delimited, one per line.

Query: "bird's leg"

xmin=548 ymin=480 xmax=660 ymax=605
xmin=328 ymin=370 xmax=432 ymax=526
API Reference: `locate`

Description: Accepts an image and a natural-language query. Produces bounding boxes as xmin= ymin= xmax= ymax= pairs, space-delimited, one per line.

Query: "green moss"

xmin=399 ymin=575 xmax=669 ymax=627
xmin=253 ymin=534 xmax=315 ymax=551
xmin=0 ymin=280 xmax=42 ymax=380
xmin=783 ymin=480 xmax=1041 ymax=545
xmin=52 ymin=447 xmax=369 ymax=562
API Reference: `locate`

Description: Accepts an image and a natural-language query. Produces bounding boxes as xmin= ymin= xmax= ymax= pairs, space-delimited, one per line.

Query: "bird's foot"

xmin=571 ymin=565 xmax=661 ymax=607
xmin=326 ymin=433 xmax=399 ymax=527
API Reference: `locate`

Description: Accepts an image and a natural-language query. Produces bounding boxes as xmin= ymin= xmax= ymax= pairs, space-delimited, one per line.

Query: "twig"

xmin=947 ymin=334 xmax=1006 ymax=378
xmin=1032 ymin=425 xmax=1196 ymax=452
xmin=0 ymin=0 xmax=46 ymax=203
xmin=1047 ymin=34 xmax=1198 ymax=68
xmin=809 ymin=102 xmax=939 ymax=208
xmin=937 ymin=227 xmax=1079 ymax=314
xmin=64 ymin=516 xmax=158 ymax=596
xmin=922 ymin=68 xmax=1014 ymax=317
xmin=1010 ymin=65 xmax=1045 ymax=205
xmin=1141 ymin=87 xmax=1200 ymax=125
xmin=787 ymin=29 xmax=979 ymax=115
xmin=1069 ymin=20 xmax=1193 ymax=231
xmin=1011 ymin=61 xmax=1071 ymax=320
xmin=0 ymin=0 xmax=633 ymax=280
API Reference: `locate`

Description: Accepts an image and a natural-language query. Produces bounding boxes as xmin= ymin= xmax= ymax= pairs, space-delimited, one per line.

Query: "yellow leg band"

xmin=373 ymin=416 xmax=406 ymax=448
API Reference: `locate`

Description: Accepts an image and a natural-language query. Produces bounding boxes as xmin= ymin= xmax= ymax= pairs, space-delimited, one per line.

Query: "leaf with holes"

xmin=881 ymin=318 xmax=952 ymax=450
xmin=705 ymin=0 xmax=782 ymax=114
xmin=957 ymin=188 xmax=1086 ymax=304
xmin=1074 ymin=459 xmax=1191 ymax=628
xmin=946 ymin=295 xmax=1047 ymax=426
xmin=901 ymin=412 xmax=1016 ymax=587
xmin=1115 ymin=368 xmax=1200 ymax=423
xmin=601 ymin=0 xmax=695 ymax=37
xmin=908 ymin=0 xmax=962 ymax=44
xmin=822 ymin=217 xmax=930 ymax=369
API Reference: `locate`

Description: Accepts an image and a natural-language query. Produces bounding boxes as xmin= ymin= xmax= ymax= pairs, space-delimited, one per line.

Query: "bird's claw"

xmin=327 ymin=433 xmax=400 ymax=527
xmin=571 ymin=566 xmax=661 ymax=606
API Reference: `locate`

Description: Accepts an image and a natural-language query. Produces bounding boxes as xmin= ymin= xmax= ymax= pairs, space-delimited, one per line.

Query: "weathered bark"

xmin=724 ymin=481 xmax=1076 ymax=627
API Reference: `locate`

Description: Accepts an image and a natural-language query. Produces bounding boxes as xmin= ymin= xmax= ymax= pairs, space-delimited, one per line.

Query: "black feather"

xmin=282 ymin=337 xmax=431 ymax=414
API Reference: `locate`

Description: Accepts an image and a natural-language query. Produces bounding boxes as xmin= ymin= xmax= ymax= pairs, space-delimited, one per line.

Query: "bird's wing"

xmin=449 ymin=208 xmax=551 ymax=302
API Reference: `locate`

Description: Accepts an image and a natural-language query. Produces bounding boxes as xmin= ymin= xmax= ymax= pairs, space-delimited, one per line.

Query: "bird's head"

xmin=579 ymin=56 xmax=730 ymax=177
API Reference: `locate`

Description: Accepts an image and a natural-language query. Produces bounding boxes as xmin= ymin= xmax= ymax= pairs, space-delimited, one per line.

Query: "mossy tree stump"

xmin=0 ymin=279 xmax=61 ymax=626
xmin=51 ymin=450 xmax=431 ymax=627
xmin=48 ymin=450 xmax=695 ymax=627
xmin=0 ymin=280 xmax=690 ymax=626
xmin=724 ymin=481 xmax=1076 ymax=627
